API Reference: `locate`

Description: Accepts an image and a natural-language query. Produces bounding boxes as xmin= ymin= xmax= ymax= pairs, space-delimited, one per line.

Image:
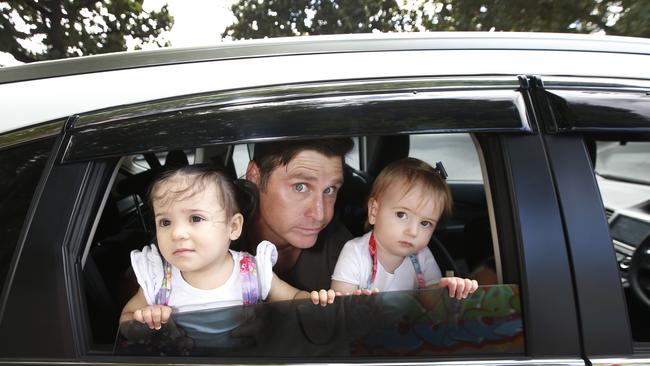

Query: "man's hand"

xmin=437 ymin=277 xmax=479 ymax=299
xmin=309 ymin=289 xmax=336 ymax=306
xmin=133 ymin=304 xmax=172 ymax=330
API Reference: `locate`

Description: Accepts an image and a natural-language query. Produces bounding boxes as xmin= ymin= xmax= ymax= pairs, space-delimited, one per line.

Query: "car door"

xmin=0 ymin=70 xmax=582 ymax=365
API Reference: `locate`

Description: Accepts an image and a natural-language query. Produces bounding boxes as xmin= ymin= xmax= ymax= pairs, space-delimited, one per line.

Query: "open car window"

xmin=116 ymin=285 xmax=522 ymax=358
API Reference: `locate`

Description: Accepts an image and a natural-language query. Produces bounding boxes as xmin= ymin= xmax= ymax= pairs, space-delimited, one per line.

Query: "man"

xmin=236 ymin=138 xmax=354 ymax=290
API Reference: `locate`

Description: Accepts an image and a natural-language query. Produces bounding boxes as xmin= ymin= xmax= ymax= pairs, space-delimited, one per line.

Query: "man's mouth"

xmin=296 ymin=227 xmax=322 ymax=235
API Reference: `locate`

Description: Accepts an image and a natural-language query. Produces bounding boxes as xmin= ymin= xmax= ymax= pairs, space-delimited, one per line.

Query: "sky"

xmin=0 ymin=0 xmax=237 ymax=66
xmin=137 ymin=0 xmax=237 ymax=49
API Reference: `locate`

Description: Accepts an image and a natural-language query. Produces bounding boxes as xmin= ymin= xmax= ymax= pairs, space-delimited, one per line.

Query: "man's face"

xmin=250 ymin=150 xmax=344 ymax=249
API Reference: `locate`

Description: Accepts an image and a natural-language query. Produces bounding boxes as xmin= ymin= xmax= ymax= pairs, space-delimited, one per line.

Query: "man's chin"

xmin=288 ymin=233 xmax=319 ymax=249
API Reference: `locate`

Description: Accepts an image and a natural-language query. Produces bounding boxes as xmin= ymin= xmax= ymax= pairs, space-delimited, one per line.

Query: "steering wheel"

xmin=628 ymin=236 xmax=650 ymax=308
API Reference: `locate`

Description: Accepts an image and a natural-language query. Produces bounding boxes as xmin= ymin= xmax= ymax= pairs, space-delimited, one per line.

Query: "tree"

xmin=0 ymin=0 xmax=173 ymax=63
xmin=223 ymin=0 xmax=648 ymax=40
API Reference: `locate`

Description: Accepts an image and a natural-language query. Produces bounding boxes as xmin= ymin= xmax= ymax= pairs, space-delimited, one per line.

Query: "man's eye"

xmin=323 ymin=186 xmax=336 ymax=195
xmin=420 ymin=220 xmax=433 ymax=228
xmin=190 ymin=215 xmax=204 ymax=223
xmin=159 ymin=219 xmax=171 ymax=227
xmin=396 ymin=211 xmax=407 ymax=219
xmin=294 ymin=183 xmax=306 ymax=192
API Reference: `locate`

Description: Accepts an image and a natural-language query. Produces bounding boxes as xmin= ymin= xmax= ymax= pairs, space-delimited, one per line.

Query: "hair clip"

xmin=435 ymin=161 xmax=448 ymax=180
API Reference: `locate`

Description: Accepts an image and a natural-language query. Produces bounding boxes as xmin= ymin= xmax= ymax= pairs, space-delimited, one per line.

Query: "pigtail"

xmin=233 ymin=178 xmax=258 ymax=221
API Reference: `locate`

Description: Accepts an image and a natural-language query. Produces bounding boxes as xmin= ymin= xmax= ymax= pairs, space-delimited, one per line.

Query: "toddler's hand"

xmin=310 ymin=289 xmax=336 ymax=306
xmin=438 ymin=277 xmax=479 ymax=299
xmin=337 ymin=288 xmax=379 ymax=296
xmin=133 ymin=304 xmax=172 ymax=330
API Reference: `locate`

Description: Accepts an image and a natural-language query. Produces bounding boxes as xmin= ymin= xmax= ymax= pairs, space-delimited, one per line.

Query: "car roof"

xmin=2 ymin=32 xmax=649 ymax=84
xmin=1 ymin=32 xmax=649 ymax=136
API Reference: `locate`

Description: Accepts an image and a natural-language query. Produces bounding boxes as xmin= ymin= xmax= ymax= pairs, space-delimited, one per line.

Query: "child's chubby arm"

xmin=267 ymin=273 xmax=336 ymax=306
xmin=331 ymin=279 xmax=358 ymax=295
xmin=120 ymin=287 xmax=172 ymax=330
xmin=428 ymin=277 xmax=479 ymax=299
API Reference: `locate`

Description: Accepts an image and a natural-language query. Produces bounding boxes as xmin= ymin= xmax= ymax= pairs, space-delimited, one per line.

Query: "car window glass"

xmin=596 ymin=141 xmax=650 ymax=185
xmin=86 ymin=134 xmax=515 ymax=357
xmin=410 ymin=134 xmax=483 ymax=181
xmin=115 ymin=286 xmax=523 ymax=358
xmin=594 ymin=139 xmax=650 ymax=343
xmin=0 ymin=138 xmax=54 ymax=287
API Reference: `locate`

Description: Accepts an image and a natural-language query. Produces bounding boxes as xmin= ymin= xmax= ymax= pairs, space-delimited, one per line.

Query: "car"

xmin=0 ymin=32 xmax=649 ymax=365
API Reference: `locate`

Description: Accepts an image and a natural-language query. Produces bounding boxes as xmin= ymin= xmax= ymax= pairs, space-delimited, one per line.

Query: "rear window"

xmin=0 ymin=138 xmax=53 ymax=288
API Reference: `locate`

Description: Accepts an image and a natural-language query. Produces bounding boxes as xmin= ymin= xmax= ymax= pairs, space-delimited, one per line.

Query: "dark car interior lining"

xmin=82 ymin=133 xmax=495 ymax=351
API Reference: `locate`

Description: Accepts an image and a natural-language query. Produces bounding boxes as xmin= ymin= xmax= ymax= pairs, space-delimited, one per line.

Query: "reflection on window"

xmin=116 ymin=285 xmax=523 ymax=358
xmin=410 ymin=134 xmax=483 ymax=181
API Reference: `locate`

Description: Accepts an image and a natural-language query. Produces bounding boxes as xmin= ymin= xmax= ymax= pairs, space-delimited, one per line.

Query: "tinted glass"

xmin=116 ymin=285 xmax=523 ymax=358
xmin=0 ymin=138 xmax=53 ymax=286
xmin=594 ymin=139 xmax=650 ymax=343
xmin=410 ymin=134 xmax=483 ymax=181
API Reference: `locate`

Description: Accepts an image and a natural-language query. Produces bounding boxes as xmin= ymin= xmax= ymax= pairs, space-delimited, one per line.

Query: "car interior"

xmin=82 ymin=132 xmax=498 ymax=353
xmin=589 ymin=137 xmax=650 ymax=343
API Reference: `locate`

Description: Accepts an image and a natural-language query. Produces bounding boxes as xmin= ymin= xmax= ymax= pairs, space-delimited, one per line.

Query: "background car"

xmin=0 ymin=32 xmax=649 ymax=365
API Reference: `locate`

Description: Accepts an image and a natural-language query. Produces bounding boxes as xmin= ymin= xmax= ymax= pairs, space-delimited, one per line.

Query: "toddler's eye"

xmin=396 ymin=211 xmax=407 ymax=219
xmin=190 ymin=215 xmax=204 ymax=223
xmin=294 ymin=183 xmax=306 ymax=192
xmin=159 ymin=219 xmax=171 ymax=227
xmin=420 ymin=220 xmax=433 ymax=228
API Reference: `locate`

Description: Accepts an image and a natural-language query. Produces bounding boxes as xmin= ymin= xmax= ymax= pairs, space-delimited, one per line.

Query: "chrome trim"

xmin=75 ymin=76 xmax=521 ymax=128
xmin=0 ymin=358 xmax=587 ymax=366
xmin=591 ymin=357 xmax=650 ymax=365
xmin=0 ymin=120 xmax=63 ymax=150
xmin=80 ymin=157 xmax=123 ymax=268
xmin=541 ymin=76 xmax=650 ymax=91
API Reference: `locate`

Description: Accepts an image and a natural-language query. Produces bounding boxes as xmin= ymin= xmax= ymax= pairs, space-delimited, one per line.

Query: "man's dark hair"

xmin=252 ymin=138 xmax=354 ymax=191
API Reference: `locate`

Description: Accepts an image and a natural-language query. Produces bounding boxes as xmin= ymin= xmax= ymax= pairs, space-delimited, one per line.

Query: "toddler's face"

xmin=368 ymin=180 xmax=443 ymax=259
xmin=152 ymin=179 xmax=242 ymax=276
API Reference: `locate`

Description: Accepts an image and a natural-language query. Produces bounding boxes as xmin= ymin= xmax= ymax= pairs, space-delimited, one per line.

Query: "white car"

xmin=0 ymin=32 xmax=649 ymax=365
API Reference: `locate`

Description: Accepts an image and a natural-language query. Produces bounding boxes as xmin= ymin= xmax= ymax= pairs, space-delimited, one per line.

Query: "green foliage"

xmin=0 ymin=0 xmax=174 ymax=63
xmin=223 ymin=0 xmax=648 ymax=40
xmin=224 ymin=0 xmax=405 ymax=39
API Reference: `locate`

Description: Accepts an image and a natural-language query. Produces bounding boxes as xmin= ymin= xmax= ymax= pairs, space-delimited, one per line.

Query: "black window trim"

xmin=61 ymin=76 xmax=532 ymax=163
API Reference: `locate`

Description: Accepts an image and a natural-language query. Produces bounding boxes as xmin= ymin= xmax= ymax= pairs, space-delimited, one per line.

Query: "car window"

xmin=115 ymin=285 xmax=523 ymax=357
xmin=84 ymin=133 xmax=518 ymax=358
xmin=410 ymin=134 xmax=483 ymax=181
xmin=594 ymin=139 xmax=650 ymax=343
xmin=0 ymin=138 xmax=53 ymax=288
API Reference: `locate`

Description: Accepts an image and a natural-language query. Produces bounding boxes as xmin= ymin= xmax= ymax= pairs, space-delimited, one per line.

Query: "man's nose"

xmin=306 ymin=194 xmax=325 ymax=221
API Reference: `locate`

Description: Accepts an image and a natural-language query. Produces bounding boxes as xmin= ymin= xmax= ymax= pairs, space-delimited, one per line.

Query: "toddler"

xmin=120 ymin=165 xmax=335 ymax=330
xmin=331 ymin=157 xmax=478 ymax=298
